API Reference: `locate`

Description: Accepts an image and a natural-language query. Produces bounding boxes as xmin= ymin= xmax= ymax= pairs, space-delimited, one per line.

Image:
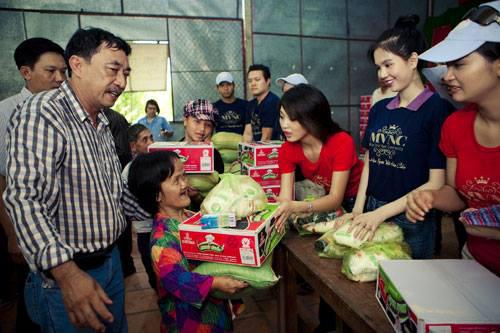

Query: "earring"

xmin=156 ymin=192 xmax=161 ymax=202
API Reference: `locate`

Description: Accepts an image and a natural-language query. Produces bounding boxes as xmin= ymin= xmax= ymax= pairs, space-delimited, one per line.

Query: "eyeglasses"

xmin=462 ymin=5 xmax=500 ymax=26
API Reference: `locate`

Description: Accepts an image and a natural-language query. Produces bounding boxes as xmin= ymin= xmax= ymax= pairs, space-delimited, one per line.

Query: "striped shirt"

xmin=4 ymin=80 xmax=143 ymax=272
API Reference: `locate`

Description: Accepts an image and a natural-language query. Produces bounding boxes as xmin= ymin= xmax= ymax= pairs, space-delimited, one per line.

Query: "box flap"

xmin=380 ymin=260 xmax=500 ymax=323
xmin=149 ymin=142 xmax=212 ymax=148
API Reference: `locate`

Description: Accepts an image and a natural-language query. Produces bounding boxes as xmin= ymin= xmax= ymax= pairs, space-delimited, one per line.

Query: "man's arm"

xmin=260 ymin=127 xmax=274 ymax=141
xmin=243 ymin=124 xmax=253 ymax=143
xmin=4 ymin=100 xmax=74 ymax=271
xmin=0 ymin=175 xmax=24 ymax=264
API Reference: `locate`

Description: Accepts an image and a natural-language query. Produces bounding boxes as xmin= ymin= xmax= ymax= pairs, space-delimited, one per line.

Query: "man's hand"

xmin=51 ymin=261 xmax=113 ymax=333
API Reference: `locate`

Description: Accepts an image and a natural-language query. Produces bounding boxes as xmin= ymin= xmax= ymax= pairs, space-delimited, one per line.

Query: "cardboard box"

xmin=376 ymin=260 xmax=500 ymax=333
xmin=262 ymin=186 xmax=280 ymax=203
xmin=148 ymin=142 xmax=214 ymax=173
xmin=179 ymin=204 xmax=279 ymax=267
xmin=241 ymin=163 xmax=281 ymax=187
xmin=239 ymin=141 xmax=282 ymax=167
xmin=360 ymin=95 xmax=372 ymax=103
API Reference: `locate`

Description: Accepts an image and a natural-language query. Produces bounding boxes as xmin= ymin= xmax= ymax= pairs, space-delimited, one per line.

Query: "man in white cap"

xmin=275 ymin=73 xmax=308 ymax=92
xmin=213 ymin=72 xmax=248 ymax=135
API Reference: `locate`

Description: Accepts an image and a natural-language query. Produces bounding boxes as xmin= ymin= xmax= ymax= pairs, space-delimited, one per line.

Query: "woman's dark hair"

xmin=127 ymin=123 xmax=149 ymax=143
xmin=128 ymin=151 xmax=179 ymax=216
xmin=145 ymin=99 xmax=160 ymax=114
xmin=368 ymin=15 xmax=427 ymax=70
xmin=279 ymin=84 xmax=342 ymax=143
xmin=475 ymin=42 xmax=500 ymax=62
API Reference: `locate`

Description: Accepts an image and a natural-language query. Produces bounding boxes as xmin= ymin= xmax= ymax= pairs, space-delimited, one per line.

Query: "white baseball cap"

xmin=419 ymin=1 xmax=500 ymax=63
xmin=216 ymin=72 xmax=234 ymax=85
xmin=275 ymin=73 xmax=308 ymax=87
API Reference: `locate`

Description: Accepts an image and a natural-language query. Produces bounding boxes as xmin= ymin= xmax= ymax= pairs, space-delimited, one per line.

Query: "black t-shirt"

xmin=214 ymin=98 xmax=248 ymax=135
xmin=246 ymin=91 xmax=282 ymax=141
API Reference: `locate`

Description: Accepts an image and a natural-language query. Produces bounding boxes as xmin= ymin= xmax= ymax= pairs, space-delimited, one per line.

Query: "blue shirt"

xmin=246 ymin=91 xmax=281 ymax=141
xmin=213 ymin=98 xmax=248 ymax=134
xmin=362 ymin=88 xmax=452 ymax=202
xmin=136 ymin=115 xmax=173 ymax=142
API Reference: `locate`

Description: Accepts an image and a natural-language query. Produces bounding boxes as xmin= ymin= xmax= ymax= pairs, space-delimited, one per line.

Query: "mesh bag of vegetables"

xmin=201 ymin=174 xmax=267 ymax=218
xmin=193 ymin=256 xmax=279 ymax=299
xmin=341 ymin=242 xmax=411 ymax=282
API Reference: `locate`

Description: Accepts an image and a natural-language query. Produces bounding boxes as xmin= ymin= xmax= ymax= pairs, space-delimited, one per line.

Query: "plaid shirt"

xmin=4 ymin=81 xmax=145 ymax=272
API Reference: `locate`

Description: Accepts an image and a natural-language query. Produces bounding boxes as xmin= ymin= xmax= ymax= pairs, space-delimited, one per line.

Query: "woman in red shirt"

xmin=406 ymin=2 xmax=500 ymax=275
xmin=274 ymin=84 xmax=363 ymax=230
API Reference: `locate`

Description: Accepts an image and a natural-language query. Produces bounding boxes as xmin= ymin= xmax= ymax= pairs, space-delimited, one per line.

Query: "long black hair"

xmin=279 ymin=84 xmax=342 ymax=143
xmin=368 ymin=15 xmax=427 ymax=70
xmin=128 ymin=151 xmax=179 ymax=216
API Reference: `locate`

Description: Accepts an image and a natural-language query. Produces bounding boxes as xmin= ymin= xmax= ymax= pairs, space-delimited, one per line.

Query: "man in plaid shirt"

xmin=4 ymin=28 xmax=145 ymax=333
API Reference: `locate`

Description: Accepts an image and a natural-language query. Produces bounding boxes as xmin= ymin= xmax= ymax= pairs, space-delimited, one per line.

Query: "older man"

xmin=4 ymin=28 xmax=143 ymax=333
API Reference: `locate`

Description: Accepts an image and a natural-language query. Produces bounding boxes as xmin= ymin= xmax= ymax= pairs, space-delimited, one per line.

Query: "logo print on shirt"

xmin=461 ymin=176 xmax=500 ymax=205
xmin=369 ymin=125 xmax=408 ymax=169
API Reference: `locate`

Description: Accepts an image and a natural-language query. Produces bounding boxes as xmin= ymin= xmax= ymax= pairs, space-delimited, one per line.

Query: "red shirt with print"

xmin=440 ymin=106 xmax=500 ymax=276
xmin=278 ymin=131 xmax=363 ymax=198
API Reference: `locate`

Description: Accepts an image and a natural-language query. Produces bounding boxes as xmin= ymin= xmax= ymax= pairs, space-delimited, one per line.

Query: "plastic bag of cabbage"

xmin=314 ymin=221 xmax=405 ymax=259
xmin=341 ymin=242 xmax=411 ymax=282
xmin=193 ymin=257 xmax=279 ymax=299
xmin=201 ymin=174 xmax=267 ymax=218
xmin=290 ymin=209 xmax=344 ymax=236
xmin=333 ymin=221 xmax=404 ymax=249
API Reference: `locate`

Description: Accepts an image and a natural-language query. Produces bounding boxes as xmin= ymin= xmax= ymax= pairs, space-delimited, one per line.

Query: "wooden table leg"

xmin=276 ymin=244 xmax=298 ymax=333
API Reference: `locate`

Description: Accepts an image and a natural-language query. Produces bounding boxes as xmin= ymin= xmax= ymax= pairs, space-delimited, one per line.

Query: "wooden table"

xmin=275 ymin=231 xmax=393 ymax=333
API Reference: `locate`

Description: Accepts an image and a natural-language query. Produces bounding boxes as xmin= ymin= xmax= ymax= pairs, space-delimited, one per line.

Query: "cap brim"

xmin=419 ymin=39 xmax=484 ymax=63
xmin=275 ymin=78 xmax=286 ymax=87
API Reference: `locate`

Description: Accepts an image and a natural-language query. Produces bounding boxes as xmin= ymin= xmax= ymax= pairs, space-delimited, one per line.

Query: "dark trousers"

xmin=117 ymin=219 xmax=136 ymax=277
xmin=0 ymin=228 xmax=39 ymax=333
xmin=137 ymin=232 xmax=157 ymax=291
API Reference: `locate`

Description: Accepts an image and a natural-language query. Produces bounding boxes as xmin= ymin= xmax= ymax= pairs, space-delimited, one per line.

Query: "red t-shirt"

xmin=278 ymin=131 xmax=363 ymax=198
xmin=440 ymin=106 xmax=500 ymax=276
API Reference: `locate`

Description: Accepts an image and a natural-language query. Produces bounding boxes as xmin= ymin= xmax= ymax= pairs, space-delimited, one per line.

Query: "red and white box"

xmin=376 ymin=260 xmax=500 ymax=332
xmin=239 ymin=141 xmax=282 ymax=167
xmin=179 ymin=204 xmax=279 ymax=267
xmin=360 ymin=95 xmax=372 ymax=103
xmin=262 ymin=186 xmax=281 ymax=203
xmin=241 ymin=164 xmax=281 ymax=187
xmin=148 ymin=142 xmax=214 ymax=173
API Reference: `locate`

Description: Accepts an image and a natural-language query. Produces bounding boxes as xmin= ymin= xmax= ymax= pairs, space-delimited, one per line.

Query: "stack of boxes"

xmin=239 ymin=141 xmax=282 ymax=203
xmin=148 ymin=142 xmax=215 ymax=173
xmin=359 ymin=95 xmax=372 ymax=157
